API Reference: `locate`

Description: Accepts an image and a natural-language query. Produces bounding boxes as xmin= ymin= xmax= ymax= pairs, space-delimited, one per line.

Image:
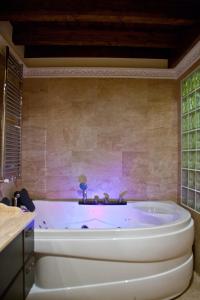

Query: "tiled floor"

xmin=175 ymin=273 xmax=200 ymax=299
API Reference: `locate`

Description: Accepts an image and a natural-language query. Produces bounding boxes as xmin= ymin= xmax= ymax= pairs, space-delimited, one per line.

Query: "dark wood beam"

xmin=24 ymin=45 xmax=171 ymax=59
xmin=168 ymin=30 xmax=200 ymax=67
xmin=1 ymin=0 xmax=199 ymax=63
xmin=0 ymin=0 xmax=199 ymax=24
xmin=13 ymin=24 xmax=179 ymax=48
xmin=0 ymin=0 xmax=199 ymax=16
xmin=0 ymin=11 xmax=199 ymax=26
xmin=11 ymin=21 xmax=189 ymax=32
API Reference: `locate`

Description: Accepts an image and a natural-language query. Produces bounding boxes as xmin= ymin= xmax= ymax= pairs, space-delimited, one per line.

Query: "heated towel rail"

xmin=0 ymin=47 xmax=23 ymax=181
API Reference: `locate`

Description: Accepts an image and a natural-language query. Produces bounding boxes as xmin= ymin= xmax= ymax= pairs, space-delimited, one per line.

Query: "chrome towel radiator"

xmin=0 ymin=47 xmax=23 ymax=181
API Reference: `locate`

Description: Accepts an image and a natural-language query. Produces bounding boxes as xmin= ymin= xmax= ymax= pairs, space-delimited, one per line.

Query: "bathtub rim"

xmin=33 ymin=200 xmax=192 ymax=233
xmin=34 ymin=218 xmax=194 ymax=239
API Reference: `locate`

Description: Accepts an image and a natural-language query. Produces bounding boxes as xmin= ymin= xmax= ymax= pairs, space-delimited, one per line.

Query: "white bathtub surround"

xmin=28 ymin=201 xmax=194 ymax=300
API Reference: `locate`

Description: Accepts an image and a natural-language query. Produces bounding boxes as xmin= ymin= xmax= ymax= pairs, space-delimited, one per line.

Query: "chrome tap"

xmin=103 ymin=193 xmax=110 ymax=203
xmin=82 ymin=189 xmax=87 ymax=202
xmin=78 ymin=174 xmax=88 ymax=203
xmin=118 ymin=191 xmax=127 ymax=203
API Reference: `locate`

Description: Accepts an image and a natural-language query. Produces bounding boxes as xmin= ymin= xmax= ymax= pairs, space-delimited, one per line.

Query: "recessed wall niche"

xmin=181 ymin=66 xmax=200 ymax=213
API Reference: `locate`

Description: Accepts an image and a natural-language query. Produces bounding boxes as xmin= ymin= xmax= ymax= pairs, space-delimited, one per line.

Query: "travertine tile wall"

xmin=22 ymin=78 xmax=179 ymax=200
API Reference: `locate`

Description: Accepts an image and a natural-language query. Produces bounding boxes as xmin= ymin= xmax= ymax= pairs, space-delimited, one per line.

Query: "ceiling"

xmin=0 ymin=0 xmax=199 ymax=68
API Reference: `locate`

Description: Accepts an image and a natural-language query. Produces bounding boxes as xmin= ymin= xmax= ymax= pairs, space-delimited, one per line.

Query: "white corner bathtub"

xmin=28 ymin=200 xmax=194 ymax=300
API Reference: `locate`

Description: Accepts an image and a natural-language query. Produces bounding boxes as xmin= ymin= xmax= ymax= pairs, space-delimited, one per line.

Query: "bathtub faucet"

xmin=118 ymin=191 xmax=128 ymax=203
xmin=79 ymin=182 xmax=88 ymax=203
xmin=82 ymin=189 xmax=87 ymax=202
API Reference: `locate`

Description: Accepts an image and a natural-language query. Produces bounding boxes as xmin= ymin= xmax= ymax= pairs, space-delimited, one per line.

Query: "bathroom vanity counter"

xmin=0 ymin=204 xmax=35 ymax=252
xmin=0 ymin=204 xmax=35 ymax=300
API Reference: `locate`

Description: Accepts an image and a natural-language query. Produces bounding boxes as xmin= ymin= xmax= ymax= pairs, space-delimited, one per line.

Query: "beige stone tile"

xmin=22 ymin=78 xmax=179 ymax=204
xmin=84 ymin=100 xmax=122 ymax=128
xmin=23 ymin=78 xmax=49 ymax=93
xmin=147 ymin=149 xmax=178 ymax=183
xmin=21 ymin=148 xmax=46 ymax=194
xmin=97 ymin=78 xmax=148 ymax=102
xmin=146 ymin=183 xmax=178 ymax=201
xmin=45 ymin=95 xmax=72 ymax=121
xmin=22 ymin=126 xmax=46 ymax=152
xmin=123 ymin=126 xmax=148 ymax=143
xmin=97 ymin=133 xmax=124 ymax=151
xmin=22 ymin=160 xmax=46 ymax=179
xmin=21 ymin=178 xmax=46 ymax=199
xmin=96 ymin=126 xmax=142 ymax=152
xmin=22 ymin=150 xmax=45 ymax=162
xmin=46 ymin=176 xmax=70 ymax=191
xmin=45 ymin=176 xmax=78 ymax=199
xmin=120 ymin=180 xmax=147 ymax=200
xmin=63 ymin=126 xmax=97 ymax=151
xmin=22 ymin=116 xmax=47 ymax=129
xmin=71 ymin=150 xmax=122 ymax=176
xmin=46 ymin=150 xmax=72 ymax=176
xmin=46 ymin=78 xmax=98 ymax=102
xmin=46 ymin=125 xmax=67 ymax=153
xmin=23 ymin=92 xmax=48 ymax=122
xmin=147 ymin=111 xmax=178 ymax=130
xmin=87 ymin=98 xmax=147 ymax=129
xmin=122 ymin=151 xmax=148 ymax=181
xmin=147 ymin=79 xmax=178 ymax=101
xmin=147 ymin=127 xmax=178 ymax=150
xmin=46 ymin=190 xmax=74 ymax=199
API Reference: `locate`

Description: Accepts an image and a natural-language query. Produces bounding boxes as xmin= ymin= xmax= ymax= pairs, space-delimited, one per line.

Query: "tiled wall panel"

xmin=22 ymin=78 xmax=179 ymax=200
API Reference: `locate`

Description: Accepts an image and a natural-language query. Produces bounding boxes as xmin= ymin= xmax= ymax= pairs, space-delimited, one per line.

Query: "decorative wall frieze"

xmin=23 ymin=66 xmax=177 ymax=79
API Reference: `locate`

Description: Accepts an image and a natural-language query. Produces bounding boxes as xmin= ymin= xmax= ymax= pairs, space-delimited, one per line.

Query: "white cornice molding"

xmin=23 ymin=65 xmax=177 ymax=79
xmin=17 ymin=43 xmax=200 ymax=79
xmin=175 ymin=40 xmax=200 ymax=77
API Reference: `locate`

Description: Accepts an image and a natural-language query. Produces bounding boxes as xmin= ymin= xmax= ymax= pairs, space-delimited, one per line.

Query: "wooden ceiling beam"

xmin=13 ymin=26 xmax=179 ymax=48
xmin=1 ymin=0 xmax=199 ymax=64
xmin=24 ymin=45 xmax=171 ymax=59
xmin=12 ymin=21 xmax=192 ymax=34
xmin=0 ymin=0 xmax=199 ymax=24
xmin=0 ymin=0 xmax=199 ymax=16
xmin=0 ymin=11 xmax=198 ymax=26
xmin=168 ymin=31 xmax=200 ymax=67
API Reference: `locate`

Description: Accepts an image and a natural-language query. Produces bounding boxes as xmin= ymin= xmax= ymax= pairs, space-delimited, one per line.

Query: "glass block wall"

xmin=181 ymin=67 xmax=200 ymax=213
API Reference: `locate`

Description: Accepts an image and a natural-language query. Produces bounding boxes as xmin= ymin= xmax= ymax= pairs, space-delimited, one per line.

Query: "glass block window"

xmin=181 ymin=66 xmax=200 ymax=213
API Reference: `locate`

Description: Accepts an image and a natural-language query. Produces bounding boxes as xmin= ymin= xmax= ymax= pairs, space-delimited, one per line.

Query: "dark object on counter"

xmin=0 ymin=197 xmax=12 ymax=206
xmin=13 ymin=191 xmax=21 ymax=207
xmin=14 ymin=189 xmax=35 ymax=212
